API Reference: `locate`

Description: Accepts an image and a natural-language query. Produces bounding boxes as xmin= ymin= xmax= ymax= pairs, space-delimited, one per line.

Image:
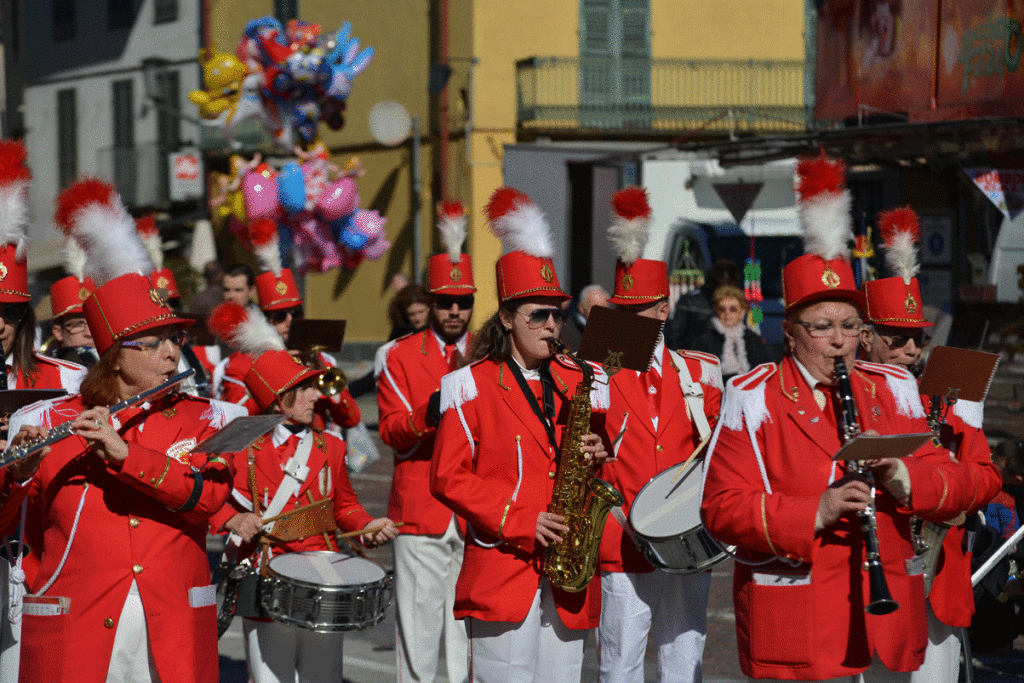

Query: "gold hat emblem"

xmin=904 ymin=292 xmax=918 ymax=314
xmin=450 ymin=265 xmax=462 ymax=282
xmin=603 ymin=349 xmax=623 ymax=377
xmin=156 ymin=276 xmax=169 ymax=289
xmin=0 ymin=263 xmax=8 ymax=281
xmin=78 ymin=287 xmax=89 ymax=301
xmin=821 ymin=268 xmax=840 ymax=289
xmin=539 ymin=262 xmax=554 ymax=283
xmin=621 ymin=272 xmax=635 ymax=292
xmin=275 ymin=280 xmax=288 ymax=295
xmin=149 ymin=288 xmax=168 ymax=308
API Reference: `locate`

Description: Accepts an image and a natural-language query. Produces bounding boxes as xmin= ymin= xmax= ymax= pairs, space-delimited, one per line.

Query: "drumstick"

xmin=668 ymin=433 xmax=713 ymax=485
xmin=337 ymin=522 xmax=406 ymax=540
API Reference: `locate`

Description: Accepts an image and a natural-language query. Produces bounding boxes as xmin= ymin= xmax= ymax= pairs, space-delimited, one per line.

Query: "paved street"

xmin=214 ymin=368 xmax=1023 ymax=682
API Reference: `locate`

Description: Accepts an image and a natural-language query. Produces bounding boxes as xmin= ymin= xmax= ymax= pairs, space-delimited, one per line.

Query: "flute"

xmin=0 ymin=369 xmax=195 ymax=469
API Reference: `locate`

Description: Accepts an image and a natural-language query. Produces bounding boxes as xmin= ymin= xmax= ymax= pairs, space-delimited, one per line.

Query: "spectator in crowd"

xmin=187 ymin=260 xmax=225 ymax=317
xmin=691 ymin=285 xmax=769 ymax=382
xmin=664 ymin=259 xmax=740 ymax=351
xmin=559 ymin=284 xmax=609 ymax=352
xmin=387 ymin=283 xmax=432 ymax=341
xmin=222 ymin=263 xmax=256 ymax=307
xmin=986 ymin=439 xmax=1024 ymax=539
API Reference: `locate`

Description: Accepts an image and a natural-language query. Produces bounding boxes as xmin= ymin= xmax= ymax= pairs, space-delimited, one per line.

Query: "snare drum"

xmin=628 ymin=458 xmax=733 ymax=574
xmin=262 ymin=551 xmax=392 ymax=632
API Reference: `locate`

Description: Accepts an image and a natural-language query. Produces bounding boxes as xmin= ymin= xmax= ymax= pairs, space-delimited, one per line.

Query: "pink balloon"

xmin=242 ymin=170 xmax=280 ymax=220
xmin=317 ymin=177 xmax=359 ymax=221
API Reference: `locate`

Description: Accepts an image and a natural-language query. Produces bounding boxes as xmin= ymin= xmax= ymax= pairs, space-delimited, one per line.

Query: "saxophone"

xmin=541 ymin=340 xmax=624 ymax=593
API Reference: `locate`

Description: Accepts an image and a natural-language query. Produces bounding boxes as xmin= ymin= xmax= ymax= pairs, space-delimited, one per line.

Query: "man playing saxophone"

xmin=860 ymin=207 xmax=1000 ymax=683
xmin=596 ymin=187 xmax=724 ymax=683
xmin=430 ymin=188 xmax=612 ymax=683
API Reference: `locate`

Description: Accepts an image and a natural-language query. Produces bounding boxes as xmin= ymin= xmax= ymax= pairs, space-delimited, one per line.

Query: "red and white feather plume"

xmin=437 ymin=201 xmax=467 ymax=264
xmin=0 ymin=140 xmax=31 ymax=261
xmin=248 ymin=218 xmax=282 ymax=276
xmin=54 ymin=178 xmax=152 ymax=285
xmin=208 ymin=301 xmax=284 ymax=355
xmin=795 ymin=151 xmax=853 ymax=261
xmin=486 ymin=187 xmax=554 ymax=258
xmin=878 ymin=206 xmax=921 ymax=285
xmin=62 ymin=237 xmax=87 ymax=280
xmin=608 ymin=186 xmax=652 ymax=266
xmin=136 ymin=214 xmax=163 ymax=270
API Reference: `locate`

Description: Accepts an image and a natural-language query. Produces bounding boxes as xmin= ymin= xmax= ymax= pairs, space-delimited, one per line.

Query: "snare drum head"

xmin=267 ymin=551 xmax=386 ymax=586
xmin=629 ymin=459 xmax=704 ymax=538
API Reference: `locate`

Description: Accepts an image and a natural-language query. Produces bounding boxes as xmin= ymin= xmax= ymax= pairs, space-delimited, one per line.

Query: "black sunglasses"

xmin=434 ymin=295 xmax=474 ymax=310
xmin=0 ymin=303 xmax=28 ymax=325
xmin=268 ymin=306 xmax=304 ymax=325
xmin=878 ymin=330 xmax=931 ymax=349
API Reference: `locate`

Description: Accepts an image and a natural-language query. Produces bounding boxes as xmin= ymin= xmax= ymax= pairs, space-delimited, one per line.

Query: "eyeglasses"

xmin=0 ymin=304 xmax=28 ymax=325
xmin=120 ymin=329 xmax=188 ymax=352
xmin=878 ymin=330 xmax=931 ymax=349
xmin=61 ymin=319 xmax=88 ymax=334
xmin=716 ymin=304 xmax=743 ymax=314
xmin=795 ymin=318 xmax=862 ymax=337
xmin=518 ymin=308 xmax=567 ymax=329
xmin=268 ymin=306 xmax=304 ymax=325
xmin=434 ymin=295 xmax=474 ymax=311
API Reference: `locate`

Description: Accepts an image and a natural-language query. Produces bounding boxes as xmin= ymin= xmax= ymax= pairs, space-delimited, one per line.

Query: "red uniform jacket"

xmin=430 ymin=355 xmax=610 ymax=630
xmin=600 ymin=348 xmax=723 ymax=573
xmin=701 ymin=357 xmax=981 ymax=680
xmin=218 ymin=350 xmax=360 ymax=427
xmin=14 ymin=353 xmax=86 ymax=392
xmin=376 ymin=329 xmax=468 ymax=535
xmin=923 ymin=396 xmax=1001 ymax=627
xmin=191 ymin=344 xmax=221 ymax=379
xmin=0 ymin=394 xmax=241 ymax=683
xmin=209 ymin=426 xmax=375 ymax=555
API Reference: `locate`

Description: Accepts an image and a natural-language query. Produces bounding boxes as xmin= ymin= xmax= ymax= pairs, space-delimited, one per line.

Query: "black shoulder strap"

xmin=505 ymin=360 xmax=559 ymax=454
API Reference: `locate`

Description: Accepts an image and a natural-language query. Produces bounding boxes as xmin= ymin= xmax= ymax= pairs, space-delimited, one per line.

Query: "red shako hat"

xmin=863 ymin=207 xmax=931 ymax=328
xmin=0 ymin=141 xmax=32 ymax=303
xmin=782 ymin=152 xmax=864 ymax=312
xmin=247 ymin=216 xmax=302 ymax=311
xmin=137 ymin=214 xmax=180 ymax=299
xmin=428 ymin=201 xmax=475 ymax=295
xmin=50 ymin=237 xmax=95 ymax=318
xmin=245 ymin=350 xmax=323 ymax=412
xmin=486 ymin=187 xmax=569 ymax=304
xmin=55 ymin=178 xmax=190 ymax=354
xmin=606 ymin=186 xmax=667 ymax=306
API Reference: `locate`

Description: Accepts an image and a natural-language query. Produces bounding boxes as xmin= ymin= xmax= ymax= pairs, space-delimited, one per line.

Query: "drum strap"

xmin=668 ymin=349 xmax=710 ymax=441
xmin=261 ymin=431 xmax=314 ymax=532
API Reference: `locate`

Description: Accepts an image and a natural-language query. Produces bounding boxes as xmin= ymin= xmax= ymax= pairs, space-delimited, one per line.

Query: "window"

xmin=57 ymin=89 xmax=77 ymax=190
xmin=112 ymin=79 xmax=137 ymax=203
xmin=109 ymin=0 xmax=134 ymax=31
xmin=579 ymin=0 xmax=651 ymax=128
xmin=156 ymin=70 xmax=180 ymax=200
xmin=53 ymin=0 xmax=75 ymax=42
xmin=154 ymin=0 xmax=177 ymax=24
xmin=273 ymin=0 xmax=298 ymax=24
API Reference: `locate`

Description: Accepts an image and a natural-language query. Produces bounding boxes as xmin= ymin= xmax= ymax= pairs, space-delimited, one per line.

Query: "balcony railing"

xmin=516 ymin=56 xmax=808 ymax=135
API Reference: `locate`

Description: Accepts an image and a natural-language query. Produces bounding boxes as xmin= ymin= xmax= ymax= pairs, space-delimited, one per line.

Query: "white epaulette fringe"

xmin=373 ymin=339 xmax=398 ymax=379
xmin=202 ymin=399 xmax=249 ymax=429
xmin=953 ymin=398 xmax=984 ymax=430
xmin=859 ymin=361 xmax=926 ymax=419
xmin=720 ymin=363 xmax=775 ymax=432
xmin=587 ymin=362 xmax=610 ymax=411
xmin=678 ymin=350 xmax=723 ymax=390
xmin=440 ymin=365 xmax=478 ymax=413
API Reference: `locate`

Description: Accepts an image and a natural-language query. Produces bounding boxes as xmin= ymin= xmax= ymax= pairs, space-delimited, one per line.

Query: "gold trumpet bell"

xmin=316 ymin=367 xmax=348 ymax=396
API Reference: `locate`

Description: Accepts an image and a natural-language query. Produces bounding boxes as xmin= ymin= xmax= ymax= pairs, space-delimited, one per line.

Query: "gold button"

xmin=104 ymin=618 xmax=114 ymax=628
xmin=133 ymin=564 xmax=143 ymax=574
xmin=548 ymin=471 xmax=556 ymax=479
xmin=656 ymin=445 xmax=663 ymax=452
xmin=149 ymin=478 xmax=157 ymax=484
xmin=138 ymin=471 xmax=145 ymax=477
xmin=129 ymin=518 xmax=140 ymax=528
xmin=862 ymin=562 xmax=870 ymax=572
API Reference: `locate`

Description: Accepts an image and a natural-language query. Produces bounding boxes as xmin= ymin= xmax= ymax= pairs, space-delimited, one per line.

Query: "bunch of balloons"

xmin=210 ymin=145 xmax=389 ymax=273
xmin=189 ymin=17 xmax=373 ymax=149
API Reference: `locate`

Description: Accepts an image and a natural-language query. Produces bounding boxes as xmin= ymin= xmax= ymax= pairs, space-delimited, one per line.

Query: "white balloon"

xmin=368 ymin=101 xmax=411 ymax=146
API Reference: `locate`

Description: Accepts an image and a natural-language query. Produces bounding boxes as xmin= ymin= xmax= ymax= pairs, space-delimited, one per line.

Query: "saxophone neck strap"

xmin=506 ymin=359 xmax=559 ymax=454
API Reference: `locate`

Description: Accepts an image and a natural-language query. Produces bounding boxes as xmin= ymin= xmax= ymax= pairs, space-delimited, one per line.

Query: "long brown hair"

xmin=467 ymin=302 xmax=519 ymax=364
xmin=80 ymin=345 xmax=122 ymax=408
xmin=13 ymin=306 xmax=37 ymax=385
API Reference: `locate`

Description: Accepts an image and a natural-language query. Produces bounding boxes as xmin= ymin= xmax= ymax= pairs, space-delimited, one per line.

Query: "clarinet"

xmin=833 ymin=357 xmax=899 ymax=616
xmin=0 ymin=369 xmax=195 ymax=469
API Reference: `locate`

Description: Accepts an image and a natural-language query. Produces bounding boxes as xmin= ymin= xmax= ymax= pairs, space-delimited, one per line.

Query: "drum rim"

xmin=266 ymin=550 xmax=387 ymax=587
xmin=628 ymin=460 xmax=704 ymax=539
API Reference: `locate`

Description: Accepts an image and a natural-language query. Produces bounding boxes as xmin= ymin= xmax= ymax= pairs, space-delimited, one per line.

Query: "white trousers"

xmin=597 ymin=569 xmax=710 ymax=683
xmin=467 ymin=579 xmax=587 ymax=683
xmin=749 ymin=656 xmax=912 ymax=683
xmin=106 ymin=582 xmax=161 ymax=683
xmin=393 ymin=516 xmax=469 ymax=682
xmin=909 ymin=602 xmax=960 ymax=683
xmin=243 ymin=617 xmax=344 ymax=683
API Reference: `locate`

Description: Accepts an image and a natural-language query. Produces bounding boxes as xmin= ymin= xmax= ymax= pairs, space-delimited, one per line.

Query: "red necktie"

xmin=444 ymin=343 xmax=461 ymax=372
xmin=643 ymin=368 xmax=661 ymax=419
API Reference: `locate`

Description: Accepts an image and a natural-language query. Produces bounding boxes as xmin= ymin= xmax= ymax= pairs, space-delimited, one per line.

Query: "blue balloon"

xmin=278 ymin=162 xmax=306 ymax=214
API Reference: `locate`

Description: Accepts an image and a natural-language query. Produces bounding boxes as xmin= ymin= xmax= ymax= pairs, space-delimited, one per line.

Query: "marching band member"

xmin=195 ymin=264 xmax=256 ymax=384
xmin=0 ymin=178 xmax=246 ymax=683
xmin=137 ymin=214 xmax=181 ymax=308
xmin=597 ymin=187 xmax=723 ymax=683
xmin=207 ymin=307 xmax=397 ymax=683
xmin=700 ymin=154 xmax=979 ymax=682
xmin=430 ymin=188 xmax=612 ymax=683
xmin=48 ymin=236 xmax=98 ymax=368
xmin=0 ymin=142 xmax=86 ymax=397
xmin=376 ymin=201 xmax=472 ymax=682
xmin=860 ymin=207 xmax=1001 ymax=683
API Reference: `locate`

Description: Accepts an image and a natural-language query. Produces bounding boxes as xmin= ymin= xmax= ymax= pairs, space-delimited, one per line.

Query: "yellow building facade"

xmin=206 ymin=0 xmax=804 ymax=343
